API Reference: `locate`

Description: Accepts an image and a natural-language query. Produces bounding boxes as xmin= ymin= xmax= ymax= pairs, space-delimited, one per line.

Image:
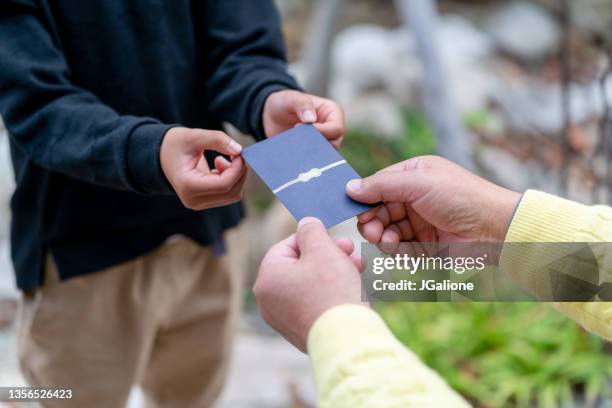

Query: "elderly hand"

xmin=346 ymin=156 xmax=522 ymax=243
xmin=262 ymin=90 xmax=345 ymax=148
xmin=253 ymin=217 xmax=363 ymax=352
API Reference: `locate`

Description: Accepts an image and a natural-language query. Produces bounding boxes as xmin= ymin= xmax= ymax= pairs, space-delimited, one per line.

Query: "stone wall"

xmin=296 ymin=0 xmax=612 ymax=204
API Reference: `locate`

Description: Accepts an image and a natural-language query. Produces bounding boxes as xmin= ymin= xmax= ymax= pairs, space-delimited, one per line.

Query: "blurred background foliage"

xmin=377 ymin=302 xmax=612 ymax=407
xmin=341 ymin=110 xmax=437 ymax=176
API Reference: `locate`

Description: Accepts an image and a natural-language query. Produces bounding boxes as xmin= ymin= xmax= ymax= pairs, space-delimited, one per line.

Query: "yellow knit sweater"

xmin=307 ymin=190 xmax=612 ymax=408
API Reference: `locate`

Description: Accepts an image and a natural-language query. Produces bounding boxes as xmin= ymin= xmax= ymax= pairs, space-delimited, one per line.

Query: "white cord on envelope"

xmin=272 ymin=160 xmax=347 ymax=194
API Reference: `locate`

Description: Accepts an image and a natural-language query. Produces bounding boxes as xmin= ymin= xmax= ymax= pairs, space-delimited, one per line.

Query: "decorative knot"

xmin=298 ymin=168 xmax=323 ymax=182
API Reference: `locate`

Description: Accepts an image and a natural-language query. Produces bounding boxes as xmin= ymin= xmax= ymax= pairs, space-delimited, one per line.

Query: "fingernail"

xmin=228 ymin=140 xmax=243 ymax=154
xmin=347 ymin=179 xmax=362 ymax=193
xmin=302 ymin=110 xmax=316 ymax=123
xmin=298 ymin=217 xmax=322 ymax=228
xmin=217 ymin=156 xmax=231 ymax=165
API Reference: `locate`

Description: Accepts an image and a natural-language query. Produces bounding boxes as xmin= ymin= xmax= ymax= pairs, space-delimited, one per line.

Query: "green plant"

xmin=463 ymin=109 xmax=497 ymax=133
xmin=393 ymin=110 xmax=437 ymax=158
xmin=247 ymin=179 xmax=275 ymax=212
xmin=375 ymin=302 xmax=612 ymax=407
xmin=340 ymin=110 xmax=437 ymax=177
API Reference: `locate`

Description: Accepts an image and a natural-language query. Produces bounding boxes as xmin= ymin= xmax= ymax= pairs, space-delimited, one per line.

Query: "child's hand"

xmin=262 ymin=90 xmax=345 ymax=148
xmin=160 ymin=127 xmax=247 ymax=210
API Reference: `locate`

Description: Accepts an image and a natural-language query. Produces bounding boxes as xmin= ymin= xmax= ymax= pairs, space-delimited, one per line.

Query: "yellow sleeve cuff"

xmin=307 ymin=304 xmax=470 ymax=408
xmin=500 ymin=190 xmax=612 ymax=342
xmin=308 ymin=304 xmax=392 ymax=357
xmin=499 ymin=190 xmax=590 ymax=296
xmin=307 ymin=304 xmax=404 ymax=403
xmin=505 ymin=190 xmax=588 ymax=243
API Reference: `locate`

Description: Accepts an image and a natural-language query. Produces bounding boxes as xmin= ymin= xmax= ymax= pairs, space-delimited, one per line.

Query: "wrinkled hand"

xmin=254 ymin=217 xmax=363 ymax=352
xmin=262 ymin=90 xmax=345 ymax=148
xmin=346 ymin=156 xmax=522 ymax=243
xmin=160 ymin=127 xmax=247 ymax=210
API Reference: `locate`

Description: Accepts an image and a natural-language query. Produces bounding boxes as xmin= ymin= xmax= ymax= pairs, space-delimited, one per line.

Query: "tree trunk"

xmin=396 ymin=0 xmax=475 ymax=170
xmin=299 ymin=0 xmax=344 ymax=96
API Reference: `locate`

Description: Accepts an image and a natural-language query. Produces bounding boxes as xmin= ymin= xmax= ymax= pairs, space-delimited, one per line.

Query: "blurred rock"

xmin=478 ymin=146 xmax=529 ymax=191
xmin=449 ymin=64 xmax=497 ymax=116
xmin=568 ymin=122 xmax=598 ymax=157
xmin=331 ymin=18 xmax=499 ymax=115
xmin=538 ymin=0 xmax=612 ymax=39
xmin=437 ymin=16 xmax=497 ymax=115
xmin=485 ymin=2 xmax=561 ymax=62
xmin=492 ymin=80 xmax=607 ymax=134
xmin=479 ymin=143 xmax=567 ymax=196
xmin=438 ymin=15 xmax=494 ymax=67
xmin=569 ymin=0 xmax=612 ymax=38
xmin=534 ymin=168 xmax=561 ymax=195
xmin=331 ymin=25 xmax=405 ymax=99
xmin=385 ymin=27 xmax=423 ymax=107
xmin=330 ymin=24 xmax=419 ymax=105
xmin=592 ymin=154 xmax=609 ymax=180
xmin=567 ymin=162 xmax=596 ymax=204
xmin=343 ymin=93 xmax=404 ymax=139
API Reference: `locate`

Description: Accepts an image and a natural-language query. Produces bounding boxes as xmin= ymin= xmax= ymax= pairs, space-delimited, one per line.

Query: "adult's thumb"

xmin=296 ymin=217 xmax=333 ymax=255
xmin=346 ymin=171 xmax=420 ymax=204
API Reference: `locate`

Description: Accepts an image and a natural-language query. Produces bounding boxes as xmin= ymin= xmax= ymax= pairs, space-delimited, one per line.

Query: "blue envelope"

xmin=242 ymin=125 xmax=373 ymax=228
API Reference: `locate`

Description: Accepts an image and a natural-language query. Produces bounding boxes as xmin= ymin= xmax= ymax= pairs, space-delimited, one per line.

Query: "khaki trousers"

xmin=16 ymin=232 xmax=244 ymax=408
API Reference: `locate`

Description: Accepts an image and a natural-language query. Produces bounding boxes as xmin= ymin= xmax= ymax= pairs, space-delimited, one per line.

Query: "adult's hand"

xmin=254 ymin=217 xmax=363 ymax=352
xmin=346 ymin=156 xmax=521 ymax=243
xmin=262 ymin=90 xmax=345 ymax=148
xmin=160 ymin=127 xmax=247 ymax=211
